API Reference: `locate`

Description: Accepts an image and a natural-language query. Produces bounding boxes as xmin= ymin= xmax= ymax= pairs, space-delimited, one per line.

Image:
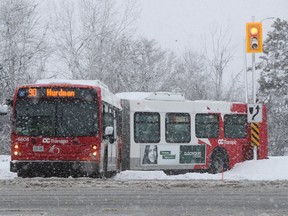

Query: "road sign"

xmin=251 ymin=123 xmax=260 ymax=147
xmin=247 ymin=104 xmax=262 ymax=123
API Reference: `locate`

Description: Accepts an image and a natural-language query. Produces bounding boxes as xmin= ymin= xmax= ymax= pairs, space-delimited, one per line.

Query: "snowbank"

xmin=2 ymin=155 xmax=288 ymax=181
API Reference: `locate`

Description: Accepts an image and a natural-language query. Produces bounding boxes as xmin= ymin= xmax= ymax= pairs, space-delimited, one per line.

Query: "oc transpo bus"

xmin=117 ymin=92 xmax=268 ymax=174
xmin=9 ymin=79 xmax=122 ymax=177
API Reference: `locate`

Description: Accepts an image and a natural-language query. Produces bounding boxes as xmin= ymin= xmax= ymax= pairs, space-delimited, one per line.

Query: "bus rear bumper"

xmin=10 ymin=160 xmax=99 ymax=177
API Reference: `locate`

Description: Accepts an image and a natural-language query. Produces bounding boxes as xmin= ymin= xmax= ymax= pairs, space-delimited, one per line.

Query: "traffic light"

xmin=246 ymin=22 xmax=263 ymax=53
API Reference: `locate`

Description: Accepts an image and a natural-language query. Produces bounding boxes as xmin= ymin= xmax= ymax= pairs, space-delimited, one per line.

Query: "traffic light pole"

xmin=252 ymin=52 xmax=257 ymax=160
xmin=251 ymin=16 xmax=258 ymax=160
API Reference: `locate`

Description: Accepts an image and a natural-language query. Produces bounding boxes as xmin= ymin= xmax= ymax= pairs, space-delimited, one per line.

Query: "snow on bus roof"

xmin=35 ymin=79 xmax=109 ymax=90
xmin=116 ymin=92 xmax=185 ymax=101
xmin=193 ymin=100 xmax=244 ymax=105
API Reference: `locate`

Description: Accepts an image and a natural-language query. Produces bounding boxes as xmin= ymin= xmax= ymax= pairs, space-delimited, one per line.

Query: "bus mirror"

xmin=6 ymin=98 xmax=13 ymax=106
xmin=104 ymin=126 xmax=115 ymax=144
xmin=0 ymin=105 xmax=8 ymax=115
xmin=105 ymin=126 xmax=114 ymax=136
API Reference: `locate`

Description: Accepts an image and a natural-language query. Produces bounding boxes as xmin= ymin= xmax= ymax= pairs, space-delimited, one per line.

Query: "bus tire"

xmin=100 ymin=146 xmax=108 ymax=179
xmin=209 ymin=149 xmax=229 ymax=174
xmin=117 ymin=149 xmax=122 ymax=173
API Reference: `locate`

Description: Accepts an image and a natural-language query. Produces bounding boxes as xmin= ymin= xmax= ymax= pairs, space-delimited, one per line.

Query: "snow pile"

xmin=1 ymin=155 xmax=288 ymax=181
xmin=115 ymin=156 xmax=288 ymax=181
xmin=0 ymin=155 xmax=17 ymax=179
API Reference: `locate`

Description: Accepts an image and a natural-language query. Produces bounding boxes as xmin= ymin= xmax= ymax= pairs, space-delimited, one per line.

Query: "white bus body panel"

xmin=118 ymin=92 xmax=243 ymax=171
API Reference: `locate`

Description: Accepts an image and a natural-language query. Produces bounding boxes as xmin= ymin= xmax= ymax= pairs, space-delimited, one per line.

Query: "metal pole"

xmin=252 ymin=53 xmax=256 ymax=103
xmin=252 ymin=52 xmax=257 ymax=160
xmin=251 ymin=16 xmax=257 ymax=160
xmin=243 ymin=37 xmax=248 ymax=104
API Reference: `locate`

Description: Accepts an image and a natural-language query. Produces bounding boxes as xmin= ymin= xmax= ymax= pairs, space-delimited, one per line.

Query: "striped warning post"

xmin=251 ymin=123 xmax=259 ymax=147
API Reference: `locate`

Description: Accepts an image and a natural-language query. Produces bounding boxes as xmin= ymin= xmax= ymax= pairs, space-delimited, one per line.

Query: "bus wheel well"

xmin=209 ymin=147 xmax=230 ymax=174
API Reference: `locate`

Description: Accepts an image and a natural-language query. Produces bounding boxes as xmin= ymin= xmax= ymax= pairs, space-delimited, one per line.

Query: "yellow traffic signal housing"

xmin=246 ymin=22 xmax=263 ymax=53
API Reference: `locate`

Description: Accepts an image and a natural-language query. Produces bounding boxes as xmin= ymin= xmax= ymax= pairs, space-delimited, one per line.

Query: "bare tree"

xmin=0 ymin=0 xmax=50 ymax=99
xmin=164 ymin=51 xmax=212 ymax=100
xmin=202 ymin=24 xmax=235 ymax=100
xmin=223 ymin=70 xmax=246 ymax=102
xmin=0 ymin=0 xmax=50 ymax=154
xmin=50 ymin=0 xmax=138 ymax=81
xmin=49 ymin=0 xmax=84 ymax=79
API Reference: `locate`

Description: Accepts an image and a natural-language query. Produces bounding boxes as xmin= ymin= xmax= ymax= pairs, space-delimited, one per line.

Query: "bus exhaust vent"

xmin=145 ymin=92 xmax=185 ymax=101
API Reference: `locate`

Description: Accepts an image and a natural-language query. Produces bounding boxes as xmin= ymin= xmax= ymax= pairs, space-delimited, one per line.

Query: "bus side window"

xmin=134 ymin=112 xmax=160 ymax=143
xmin=195 ymin=113 xmax=219 ymax=138
xmin=224 ymin=114 xmax=247 ymax=138
xmin=103 ymin=104 xmax=114 ymax=136
xmin=165 ymin=113 xmax=191 ymax=143
xmin=116 ymin=109 xmax=122 ymax=137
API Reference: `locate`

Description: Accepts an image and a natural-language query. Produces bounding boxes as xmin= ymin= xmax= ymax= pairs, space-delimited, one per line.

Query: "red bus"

xmin=9 ymin=80 xmax=122 ymax=177
xmin=117 ymin=92 xmax=268 ymax=174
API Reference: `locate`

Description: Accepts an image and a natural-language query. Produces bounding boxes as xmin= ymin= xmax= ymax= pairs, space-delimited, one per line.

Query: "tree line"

xmin=0 ymin=0 xmax=286 ymax=156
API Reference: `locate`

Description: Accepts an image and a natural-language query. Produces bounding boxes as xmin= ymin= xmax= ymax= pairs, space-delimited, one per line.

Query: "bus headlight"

xmin=13 ymin=143 xmax=21 ymax=156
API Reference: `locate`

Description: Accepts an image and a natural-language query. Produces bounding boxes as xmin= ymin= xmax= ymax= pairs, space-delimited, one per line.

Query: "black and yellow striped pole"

xmin=251 ymin=123 xmax=260 ymax=147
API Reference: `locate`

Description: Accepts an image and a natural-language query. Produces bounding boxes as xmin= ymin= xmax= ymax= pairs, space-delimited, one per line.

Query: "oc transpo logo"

xmin=42 ymin=138 xmax=68 ymax=144
xmin=42 ymin=138 xmax=51 ymax=143
xmin=218 ymin=139 xmax=237 ymax=145
xmin=42 ymin=138 xmax=68 ymax=154
xmin=49 ymin=145 xmax=60 ymax=154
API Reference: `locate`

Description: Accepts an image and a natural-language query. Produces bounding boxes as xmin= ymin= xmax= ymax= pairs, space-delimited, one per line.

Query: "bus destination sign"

xmin=17 ymin=87 xmax=96 ymax=99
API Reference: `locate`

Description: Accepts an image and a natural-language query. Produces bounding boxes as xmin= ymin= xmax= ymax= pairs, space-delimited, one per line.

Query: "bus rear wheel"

xmin=209 ymin=150 xmax=229 ymax=174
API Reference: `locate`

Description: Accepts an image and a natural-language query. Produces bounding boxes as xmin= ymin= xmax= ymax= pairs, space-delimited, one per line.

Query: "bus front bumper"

xmin=10 ymin=160 xmax=99 ymax=176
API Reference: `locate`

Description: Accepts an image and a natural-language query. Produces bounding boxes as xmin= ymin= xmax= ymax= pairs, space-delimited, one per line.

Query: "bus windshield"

xmin=14 ymin=99 xmax=98 ymax=137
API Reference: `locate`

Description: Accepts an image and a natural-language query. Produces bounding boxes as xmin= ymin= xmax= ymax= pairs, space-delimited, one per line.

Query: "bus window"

xmin=30 ymin=116 xmax=54 ymax=136
xmin=57 ymin=100 xmax=98 ymax=137
xmin=224 ymin=114 xmax=247 ymax=138
xmin=103 ymin=113 xmax=114 ymax=128
xmin=14 ymin=100 xmax=56 ymax=136
xmin=165 ymin=113 xmax=191 ymax=143
xmin=134 ymin=112 xmax=160 ymax=143
xmin=195 ymin=114 xmax=219 ymax=138
xmin=102 ymin=105 xmax=114 ymax=135
xmin=14 ymin=99 xmax=98 ymax=137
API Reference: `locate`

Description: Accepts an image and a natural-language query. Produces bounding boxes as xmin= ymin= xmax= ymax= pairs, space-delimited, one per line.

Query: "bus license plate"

xmin=33 ymin=146 xmax=44 ymax=152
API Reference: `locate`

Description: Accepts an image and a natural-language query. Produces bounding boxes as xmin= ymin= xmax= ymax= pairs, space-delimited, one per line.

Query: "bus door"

xmin=103 ymin=105 xmax=117 ymax=171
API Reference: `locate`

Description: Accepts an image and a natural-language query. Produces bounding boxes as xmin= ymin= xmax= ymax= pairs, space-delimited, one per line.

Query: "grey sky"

xmin=132 ymin=0 xmax=288 ymax=98
xmin=136 ymin=0 xmax=287 ymax=55
xmin=40 ymin=0 xmax=288 ymax=98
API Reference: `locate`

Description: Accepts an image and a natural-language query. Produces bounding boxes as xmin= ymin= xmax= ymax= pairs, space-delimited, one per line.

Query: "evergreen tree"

xmin=258 ymin=18 xmax=288 ymax=155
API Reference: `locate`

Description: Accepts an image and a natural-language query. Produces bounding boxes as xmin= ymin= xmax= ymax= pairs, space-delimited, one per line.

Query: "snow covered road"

xmin=1 ymin=156 xmax=288 ymax=216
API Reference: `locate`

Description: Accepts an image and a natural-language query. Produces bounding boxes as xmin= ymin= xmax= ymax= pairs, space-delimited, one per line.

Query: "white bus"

xmin=117 ymin=92 xmax=268 ymax=174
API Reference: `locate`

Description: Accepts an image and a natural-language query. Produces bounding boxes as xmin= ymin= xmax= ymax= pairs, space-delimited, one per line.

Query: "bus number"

xmin=28 ymin=88 xmax=37 ymax=97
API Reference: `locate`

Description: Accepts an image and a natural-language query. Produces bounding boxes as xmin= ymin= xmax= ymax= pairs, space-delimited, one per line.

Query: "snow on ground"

xmin=116 ymin=156 xmax=288 ymax=181
xmin=1 ymin=155 xmax=288 ymax=181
